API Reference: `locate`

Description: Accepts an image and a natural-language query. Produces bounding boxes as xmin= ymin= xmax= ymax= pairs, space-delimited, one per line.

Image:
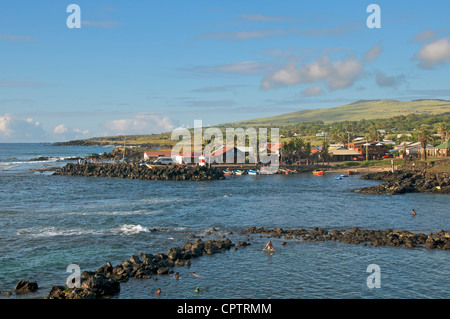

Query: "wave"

xmin=64 ymin=209 xmax=163 ymax=216
xmin=16 ymin=226 xmax=104 ymax=238
xmin=0 ymin=163 xmax=18 ymax=171
xmin=112 ymin=224 xmax=149 ymax=235
xmin=16 ymin=224 xmax=189 ymax=238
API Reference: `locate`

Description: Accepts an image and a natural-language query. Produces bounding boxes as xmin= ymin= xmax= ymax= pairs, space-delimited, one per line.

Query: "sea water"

xmin=0 ymin=143 xmax=448 ymax=299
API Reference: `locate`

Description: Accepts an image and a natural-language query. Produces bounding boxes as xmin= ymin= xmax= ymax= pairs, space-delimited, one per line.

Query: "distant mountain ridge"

xmin=219 ymin=99 xmax=450 ymax=128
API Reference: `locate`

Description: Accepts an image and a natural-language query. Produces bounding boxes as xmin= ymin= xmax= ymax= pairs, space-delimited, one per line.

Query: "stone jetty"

xmin=46 ymin=238 xmax=241 ymax=299
xmin=353 ymin=170 xmax=450 ymax=194
xmin=53 ymin=163 xmax=225 ymax=181
xmin=245 ymin=226 xmax=450 ymax=250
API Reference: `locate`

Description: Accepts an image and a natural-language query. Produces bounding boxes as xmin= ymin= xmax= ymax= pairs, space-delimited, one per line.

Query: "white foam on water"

xmin=64 ymin=209 xmax=163 ymax=216
xmin=16 ymin=226 xmax=104 ymax=238
xmin=0 ymin=163 xmax=18 ymax=171
xmin=113 ymin=224 xmax=149 ymax=236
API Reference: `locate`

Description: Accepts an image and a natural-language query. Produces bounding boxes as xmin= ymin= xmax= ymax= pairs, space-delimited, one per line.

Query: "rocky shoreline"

xmin=352 ymin=170 xmax=450 ymax=194
xmin=244 ymin=226 xmax=450 ymax=250
xmin=5 ymin=225 xmax=448 ymax=299
xmin=53 ymin=163 xmax=225 ymax=181
xmin=2 ymin=237 xmax=247 ymax=299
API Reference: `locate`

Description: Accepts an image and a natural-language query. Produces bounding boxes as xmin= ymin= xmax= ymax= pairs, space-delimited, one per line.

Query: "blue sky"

xmin=1 ymin=0 xmax=450 ymax=142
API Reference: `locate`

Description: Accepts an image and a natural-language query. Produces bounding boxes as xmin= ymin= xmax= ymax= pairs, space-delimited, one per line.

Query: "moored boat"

xmin=234 ymin=169 xmax=245 ymax=175
xmin=223 ymin=169 xmax=233 ymax=175
xmin=347 ymin=170 xmax=360 ymax=175
xmin=312 ymin=170 xmax=324 ymax=176
xmin=247 ymin=169 xmax=258 ymax=175
xmin=259 ymin=167 xmax=278 ymax=175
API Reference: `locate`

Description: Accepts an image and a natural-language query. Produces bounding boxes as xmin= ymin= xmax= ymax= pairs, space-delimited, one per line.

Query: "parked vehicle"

xmin=153 ymin=157 xmax=175 ymax=165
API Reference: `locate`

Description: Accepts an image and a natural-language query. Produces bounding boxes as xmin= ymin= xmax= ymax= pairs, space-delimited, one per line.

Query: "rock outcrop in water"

xmin=46 ymin=238 xmax=241 ymax=299
xmin=14 ymin=280 xmax=39 ymax=294
xmin=352 ymin=170 xmax=450 ymax=194
xmin=53 ymin=163 xmax=225 ymax=181
xmin=245 ymin=227 xmax=450 ymax=250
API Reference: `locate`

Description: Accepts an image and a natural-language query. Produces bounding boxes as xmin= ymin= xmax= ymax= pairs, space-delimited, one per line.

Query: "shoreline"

xmin=3 ymin=225 xmax=448 ymax=299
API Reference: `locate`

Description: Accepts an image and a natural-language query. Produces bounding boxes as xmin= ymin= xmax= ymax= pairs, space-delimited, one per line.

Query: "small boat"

xmin=247 ymin=169 xmax=258 ymax=175
xmin=260 ymin=167 xmax=278 ymax=175
xmin=340 ymin=174 xmax=348 ymax=177
xmin=312 ymin=170 xmax=324 ymax=176
xmin=223 ymin=169 xmax=233 ymax=175
xmin=234 ymin=169 xmax=245 ymax=175
xmin=334 ymin=177 xmax=342 ymax=180
xmin=347 ymin=170 xmax=360 ymax=175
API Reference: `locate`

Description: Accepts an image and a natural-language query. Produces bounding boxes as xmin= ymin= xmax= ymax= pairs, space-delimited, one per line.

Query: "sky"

xmin=1 ymin=0 xmax=450 ymax=142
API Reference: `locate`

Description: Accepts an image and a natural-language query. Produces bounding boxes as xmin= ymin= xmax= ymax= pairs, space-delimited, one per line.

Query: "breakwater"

xmin=352 ymin=170 xmax=449 ymax=194
xmin=53 ymin=163 xmax=225 ymax=181
xmin=44 ymin=238 xmax=245 ymax=299
xmin=245 ymin=226 xmax=450 ymax=250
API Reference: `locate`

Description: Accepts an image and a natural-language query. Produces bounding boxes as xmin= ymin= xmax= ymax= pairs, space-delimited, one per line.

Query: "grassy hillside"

xmin=54 ymin=99 xmax=450 ymax=146
xmin=220 ymin=99 xmax=450 ymax=128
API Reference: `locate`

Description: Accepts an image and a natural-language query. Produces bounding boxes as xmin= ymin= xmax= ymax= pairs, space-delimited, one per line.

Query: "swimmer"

xmin=263 ymin=240 xmax=274 ymax=251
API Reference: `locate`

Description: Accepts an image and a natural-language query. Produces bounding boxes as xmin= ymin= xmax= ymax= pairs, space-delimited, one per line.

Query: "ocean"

xmin=0 ymin=143 xmax=448 ymax=299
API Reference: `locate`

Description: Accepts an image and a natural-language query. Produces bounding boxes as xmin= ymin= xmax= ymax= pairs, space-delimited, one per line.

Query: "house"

xmin=143 ymin=150 xmax=173 ymax=161
xmin=211 ymin=146 xmax=247 ymax=164
xmin=348 ymin=140 xmax=387 ymax=160
xmin=259 ymin=142 xmax=281 ymax=154
xmin=391 ymin=142 xmax=434 ymax=157
xmin=432 ymin=139 xmax=450 ymax=157
xmin=315 ymin=131 xmax=328 ymax=139
xmin=329 ymin=147 xmax=362 ymax=161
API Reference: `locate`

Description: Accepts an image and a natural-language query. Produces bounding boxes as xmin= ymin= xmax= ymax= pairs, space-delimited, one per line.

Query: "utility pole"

xmin=123 ymin=137 xmax=126 ymax=162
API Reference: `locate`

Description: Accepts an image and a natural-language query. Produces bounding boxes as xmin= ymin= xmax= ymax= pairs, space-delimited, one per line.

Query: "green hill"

xmin=54 ymin=99 xmax=450 ymax=146
xmin=220 ymin=99 xmax=450 ymax=128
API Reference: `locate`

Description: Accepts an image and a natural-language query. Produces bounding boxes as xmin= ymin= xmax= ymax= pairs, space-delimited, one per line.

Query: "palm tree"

xmin=417 ymin=129 xmax=433 ymax=161
xmin=435 ymin=122 xmax=448 ymax=142
xmin=319 ymin=140 xmax=330 ymax=164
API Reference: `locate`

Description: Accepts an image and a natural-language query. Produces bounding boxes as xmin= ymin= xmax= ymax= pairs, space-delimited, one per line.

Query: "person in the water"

xmin=263 ymin=240 xmax=274 ymax=251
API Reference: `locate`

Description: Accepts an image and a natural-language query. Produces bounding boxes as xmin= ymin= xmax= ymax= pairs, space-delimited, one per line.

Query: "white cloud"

xmin=414 ymin=30 xmax=437 ymax=42
xmin=364 ymin=43 xmax=383 ymax=63
xmin=104 ymin=113 xmax=175 ymax=135
xmin=191 ymin=61 xmax=271 ymax=75
xmin=0 ymin=34 xmax=35 ymax=42
xmin=239 ymin=14 xmax=304 ymax=23
xmin=301 ymin=85 xmax=323 ymax=96
xmin=54 ymin=124 xmax=68 ymax=135
xmin=415 ymin=37 xmax=450 ymax=69
xmin=196 ymin=29 xmax=285 ymax=41
xmin=0 ymin=114 xmax=47 ymax=141
xmin=53 ymin=124 xmax=90 ymax=141
xmin=375 ymin=71 xmax=405 ymax=88
xmin=81 ymin=20 xmax=122 ymax=28
xmin=261 ymin=56 xmax=364 ymax=91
